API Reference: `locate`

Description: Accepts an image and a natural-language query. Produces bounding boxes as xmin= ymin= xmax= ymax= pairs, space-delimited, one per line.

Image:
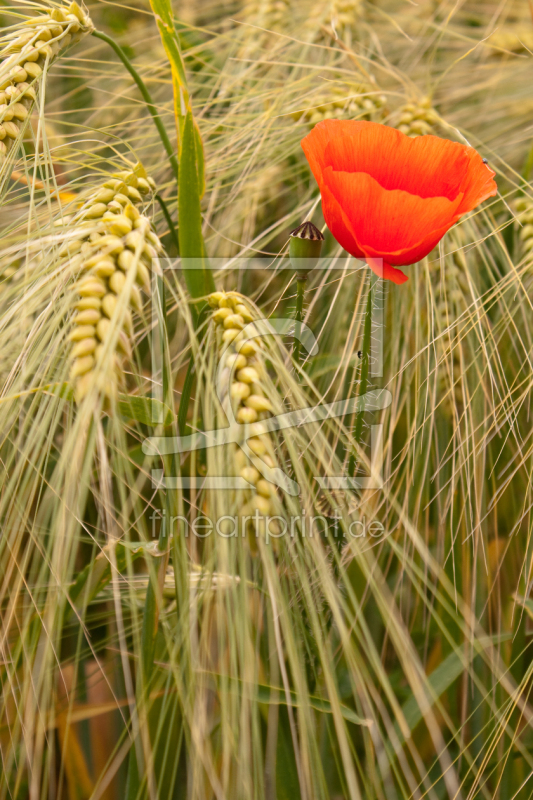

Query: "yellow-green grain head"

xmin=209 ymin=290 xmax=283 ymax=548
xmin=65 ymin=164 xmax=161 ymax=403
xmin=395 ymin=97 xmax=439 ymax=137
xmin=296 ymin=83 xmax=386 ymax=128
xmin=515 ymin=196 xmax=533 ymax=266
xmin=0 ymin=3 xmax=93 ymax=169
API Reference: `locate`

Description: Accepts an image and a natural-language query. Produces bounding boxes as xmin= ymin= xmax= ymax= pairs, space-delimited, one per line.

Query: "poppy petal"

xmin=320 ymin=183 xmax=408 ymax=281
xmin=301 ymin=119 xmax=497 ymax=284
xmin=319 ymin=181 xmax=365 ymax=259
xmin=301 ymin=120 xmax=368 ymax=187
xmin=366 ymin=221 xmax=459 ymax=266
xmin=367 ymin=257 xmax=409 ymax=284
xmin=457 ymin=149 xmax=497 ymax=214
xmin=323 ymin=168 xmax=463 ymax=262
xmin=322 ymin=124 xmax=470 ymax=201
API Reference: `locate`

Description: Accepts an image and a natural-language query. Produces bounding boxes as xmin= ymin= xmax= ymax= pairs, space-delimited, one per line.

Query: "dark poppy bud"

xmin=289 ymin=221 xmax=324 ymax=277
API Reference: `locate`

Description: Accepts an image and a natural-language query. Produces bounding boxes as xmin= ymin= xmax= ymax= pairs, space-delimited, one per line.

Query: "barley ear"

xmin=209 ymin=290 xmax=282 ymax=550
xmin=395 ymin=96 xmax=439 ymax=137
xmin=0 ymin=3 xmax=94 ymax=182
xmin=65 ymin=166 xmax=162 ymax=404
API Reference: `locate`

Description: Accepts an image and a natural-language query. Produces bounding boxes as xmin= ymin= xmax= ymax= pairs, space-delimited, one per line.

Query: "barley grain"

xmin=0 ymin=3 xmax=93 ymax=172
xmin=515 ymin=197 xmax=533 ymax=261
xmin=66 ymin=165 xmax=162 ymax=403
xmin=395 ymin=97 xmax=439 ymax=137
xmin=209 ymin=290 xmax=282 ymax=544
xmin=296 ymin=83 xmax=386 ymax=127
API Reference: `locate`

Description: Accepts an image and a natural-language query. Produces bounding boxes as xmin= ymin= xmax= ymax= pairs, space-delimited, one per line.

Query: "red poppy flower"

xmin=301 ymin=120 xmax=497 ymax=284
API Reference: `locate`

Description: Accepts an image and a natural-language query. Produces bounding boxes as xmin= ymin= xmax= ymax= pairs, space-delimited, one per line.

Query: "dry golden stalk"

xmin=0 ymin=3 xmax=93 ymax=162
xmin=64 ymin=166 xmax=161 ymax=402
xmin=395 ymin=97 xmax=439 ymax=137
xmin=434 ymin=235 xmax=471 ymax=416
xmin=209 ymin=290 xmax=282 ymax=543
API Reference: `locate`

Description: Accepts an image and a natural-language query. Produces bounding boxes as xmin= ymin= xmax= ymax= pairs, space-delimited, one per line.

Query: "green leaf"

xmin=178 ymin=111 xmax=215 ymax=301
xmin=148 ymin=0 xmax=213 ymax=298
xmin=400 ymin=651 xmax=465 ymax=734
xmin=257 ymin=683 xmax=369 ymax=726
xmin=398 ymin=635 xmax=511 ymax=737
xmin=193 ymin=117 xmax=206 ymax=199
xmin=1 ymin=385 xmax=172 ymax=427
xmin=117 ymin=393 xmax=174 ymax=426
xmin=205 ymin=672 xmax=370 ymax=726
xmin=148 ymin=0 xmax=189 ymax=145
xmin=276 ymin=707 xmax=301 ymax=800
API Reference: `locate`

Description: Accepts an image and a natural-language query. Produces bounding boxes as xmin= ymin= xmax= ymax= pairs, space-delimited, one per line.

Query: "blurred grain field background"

xmin=1 ymin=0 xmax=533 ymax=799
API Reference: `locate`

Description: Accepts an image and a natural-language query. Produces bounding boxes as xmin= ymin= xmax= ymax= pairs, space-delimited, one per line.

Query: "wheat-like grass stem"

xmin=92 ymin=29 xmax=180 ymax=184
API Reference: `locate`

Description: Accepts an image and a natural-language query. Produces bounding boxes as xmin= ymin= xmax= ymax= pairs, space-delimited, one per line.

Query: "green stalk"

xmin=289 ymin=221 xmax=324 ymax=368
xmin=293 ymin=275 xmax=307 ymax=366
xmin=178 ymin=356 xmax=195 ymax=436
xmin=92 ymin=30 xmax=180 ymax=184
xmin=140 ymin=275 xmax=176 ymax=672
xmin=126 ymin=275 xmax=174 ymax=799
xmin=178 ymin=111 xmax=216 ymax=303
xmin=93 ymin=31 xmax=216 ymax=303
xmin=156 ymin=193 xmax=180 ymax=253
xmin=348 ymin=275 xmax=373 ymax=478
xmin=94 ymin=31 xmax=214 ymax=446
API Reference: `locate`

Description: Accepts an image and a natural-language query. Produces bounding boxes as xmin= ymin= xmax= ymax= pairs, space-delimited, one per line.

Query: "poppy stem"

xmin=348 ymin=274 xmax=374 ymax=477
xmin=293 ymin=274 xmax=307 ymax=366
xmin=289 ymin=221 xmax=323 ymax=369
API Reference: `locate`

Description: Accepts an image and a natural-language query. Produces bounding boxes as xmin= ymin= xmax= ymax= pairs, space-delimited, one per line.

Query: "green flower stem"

xmin=348 ymin=275 xmax=373 ymax=478
xmin=92 ymin=29 xmax=180 ymax=184
xmin=293 ymin=274 xmax=307 ymax=366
